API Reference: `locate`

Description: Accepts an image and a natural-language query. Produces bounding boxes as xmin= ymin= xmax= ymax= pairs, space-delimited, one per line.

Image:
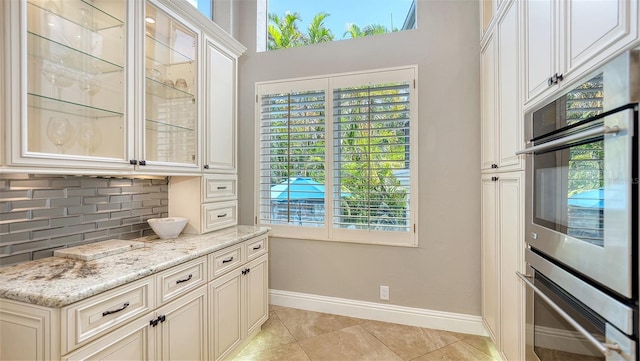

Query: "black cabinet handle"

xmin=217 ymin=213 xmax=227 ymax=218
xmin=491 ymin=176 xmax=499 ymax=182
xmin=129 ymin=159 xmax=138 ymax=165
xmin=176 ymin=274 xmax=193 ymax=284
xmin=139 ymin=160 xmax=146 ymax=166
xmin=252 ymin=245 xmax=262 ymax=250
xmin=158 ymin=315 xmax=166 ymax=323
xmin=222 ymin=257 xmax=234 ymax=263
xmin=556 ymin=73 xmax=564 ymax=82
xmin=217 ymin=186 xmax=227 ymax=190
xmin=204 ymin=164 xmax=210 ymax=169
xmin=548 ymin=76 xmax=554 ymax=86
xmin=103 ymin=302 xmax=130 ymax=317
xmin=242 ymin=268 xmax=251 ymax=275
xmin=491 ymin=163 xmax=498 ymax=169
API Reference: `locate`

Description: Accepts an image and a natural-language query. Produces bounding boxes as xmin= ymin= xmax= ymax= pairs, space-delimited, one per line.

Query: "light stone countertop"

xmin=0 ymin=225 xmax=269 ymax=308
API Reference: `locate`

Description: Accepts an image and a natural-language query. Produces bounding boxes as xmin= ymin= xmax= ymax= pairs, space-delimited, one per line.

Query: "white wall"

xmin=235 ymin=0 xmax=482 ymax=316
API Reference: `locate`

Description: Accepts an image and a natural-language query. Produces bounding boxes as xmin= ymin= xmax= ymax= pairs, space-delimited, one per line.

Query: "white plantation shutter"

xmin=257 ymin=80 xmax=327 ymax=231
xmin=256 ymin=67 xmax=417 ymax=246
xmin=333 ymin=81 xmax=411 ymax=232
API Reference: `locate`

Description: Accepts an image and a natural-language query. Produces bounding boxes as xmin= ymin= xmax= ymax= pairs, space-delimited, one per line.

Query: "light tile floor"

xmin=233 ymin=305 xmax=502 ymax=361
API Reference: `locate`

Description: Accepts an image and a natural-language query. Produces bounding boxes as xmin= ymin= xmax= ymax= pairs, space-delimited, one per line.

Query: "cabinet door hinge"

xmin=256 ymin=94 xmax=258 ymax=103
xmin=414 ymin=224 xmax=416 ymax=233
xmin=413 ymin=79 xmax=416 ymax=89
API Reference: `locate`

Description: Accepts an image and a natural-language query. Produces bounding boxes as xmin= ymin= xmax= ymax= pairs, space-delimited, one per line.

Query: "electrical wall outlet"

xmin=380 ymin=285 xmax=389 ymax=300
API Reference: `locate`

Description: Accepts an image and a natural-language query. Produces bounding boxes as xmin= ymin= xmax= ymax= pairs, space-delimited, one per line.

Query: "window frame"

xmin=254 ymin=66 xmax=419 ymax=247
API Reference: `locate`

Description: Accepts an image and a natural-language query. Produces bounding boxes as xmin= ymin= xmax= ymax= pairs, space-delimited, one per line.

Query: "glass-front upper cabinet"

xmin=25 ymin=0 xmax=127 ymax=162
xmin=143 ymin=2 xmax=198 ymax=168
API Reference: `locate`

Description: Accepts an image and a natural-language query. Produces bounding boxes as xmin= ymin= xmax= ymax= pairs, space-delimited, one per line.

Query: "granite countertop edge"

xmin=0 ymin=225 xmax=269 ymax=308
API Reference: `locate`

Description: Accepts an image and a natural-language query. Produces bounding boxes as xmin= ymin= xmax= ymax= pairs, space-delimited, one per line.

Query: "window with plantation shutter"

xmin=256 ymin=67 xmax=418 ymax=246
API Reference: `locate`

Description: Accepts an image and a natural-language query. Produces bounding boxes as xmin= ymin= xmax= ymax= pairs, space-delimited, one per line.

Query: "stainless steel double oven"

xmin=518 ymin=51 xmax=639 ymax=361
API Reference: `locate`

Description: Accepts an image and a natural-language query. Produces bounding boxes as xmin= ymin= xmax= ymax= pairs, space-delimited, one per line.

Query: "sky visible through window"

xmin=268 ymin=0 xmax=415 ymax=40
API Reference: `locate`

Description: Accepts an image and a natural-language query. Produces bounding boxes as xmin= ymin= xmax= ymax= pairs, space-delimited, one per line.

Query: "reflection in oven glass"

xmin=533 ymin=73 xmax=606 ymax=247
xmin=533 ymin=275 xmax=605 ymax=361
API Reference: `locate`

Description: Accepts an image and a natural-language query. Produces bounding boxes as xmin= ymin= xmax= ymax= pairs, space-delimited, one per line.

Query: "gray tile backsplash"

xmin=0 ymin=175 xmax=168 ymax=267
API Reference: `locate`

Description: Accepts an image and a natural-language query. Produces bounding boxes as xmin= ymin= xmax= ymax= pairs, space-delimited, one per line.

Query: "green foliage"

xmin=268 ymin=11 xmax=394 ymax=50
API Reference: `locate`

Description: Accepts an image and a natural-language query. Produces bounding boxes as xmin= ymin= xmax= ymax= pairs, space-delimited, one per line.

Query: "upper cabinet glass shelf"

xmin=28 ymin=93 xmax=124 ymax=118
xmin=146 ymin=77 xmax=194 ymax=99
xmin=145 ymin=34 xmax=195 ymax=66
xmin=27 ymin=31 xmax=123 ymax=74
xmin=27 ymin=0 xmax=124 ymax=31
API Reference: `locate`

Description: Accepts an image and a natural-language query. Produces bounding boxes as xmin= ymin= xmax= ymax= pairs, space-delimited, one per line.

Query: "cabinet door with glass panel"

xmin=17 ymin=0 xmax=129 ymax=168
xmin=142 ymin=1 xmax=199 ymax=172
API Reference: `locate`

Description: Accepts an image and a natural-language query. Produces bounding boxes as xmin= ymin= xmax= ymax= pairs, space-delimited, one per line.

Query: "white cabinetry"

xmin=169 ymin=174 xmax=238 ymax=234
xmin=481 ymin=172 xmax=524 ymax=361
xmin=209 ymin=254 xmax=268 ymax=361
xmin=481 ymin=0 xmax=522 ymax=172
xmin=0 ymin=233 xmax=269 ymax=361
xmin=1 ymin=0 xmax=244 ymax=176
xmin=203 ymin=36 xmax=238 ymax=173
xmin=524 ymin=0 xmax=639 ymax=106
xmin=3 ymin=0 xmax=202 ymax=174
xmin=481 ymin=2 xmax=524 ymax=360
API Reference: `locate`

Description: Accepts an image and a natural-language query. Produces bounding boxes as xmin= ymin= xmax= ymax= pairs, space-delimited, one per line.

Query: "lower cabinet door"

xmin=245 ymin=255 xmax=268 ymax=335
xmin=61 ymin=313 xmax=155 ymax=361
xmin=156 ymin=286 xmax=208 ymax=361
xmin=209 ymin=268 xmax=242 ymax=361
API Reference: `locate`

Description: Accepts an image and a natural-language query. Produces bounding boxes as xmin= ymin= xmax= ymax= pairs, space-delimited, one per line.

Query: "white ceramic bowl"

xmin=147 ymin=217 xmax=189 ymax=239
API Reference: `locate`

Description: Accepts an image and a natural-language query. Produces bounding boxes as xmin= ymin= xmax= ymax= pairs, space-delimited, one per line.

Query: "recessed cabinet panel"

xmin=25 ymin=0 xmax=126 ymax=160
xmin=204 ymin=39 xmax=236 ymax=172
xmin=144 ymin=2 xmax=197 ymax=166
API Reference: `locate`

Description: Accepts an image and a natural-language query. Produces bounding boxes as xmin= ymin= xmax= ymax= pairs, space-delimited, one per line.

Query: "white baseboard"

xmin=269 ymin=289 xmax=488 ymax=336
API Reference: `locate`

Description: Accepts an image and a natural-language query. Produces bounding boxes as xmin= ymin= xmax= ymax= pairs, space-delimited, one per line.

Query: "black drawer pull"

xmin=217 ymin=213 xmax=227 ymax=218
xmin=217 ymin=186 xmax=227 ymax=190
xmin=252 ymin=245 xmax=262 ymax=250
xmin=222 ymin=257 xmax=234 ymax=263
xmin=103 ymin=302 xmax=130 ymax=317
xmin=176 ymin=274 xmax=193 ymax=284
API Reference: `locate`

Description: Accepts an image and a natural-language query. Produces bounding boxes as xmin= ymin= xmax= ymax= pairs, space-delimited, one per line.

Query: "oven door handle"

xmin=516 ymin=272 xmax=623 ymax=356
xmin=515 ymin=125 xmax=620 ymax=155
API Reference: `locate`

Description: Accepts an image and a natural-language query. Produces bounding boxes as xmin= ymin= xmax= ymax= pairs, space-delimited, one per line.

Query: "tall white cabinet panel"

xmin=481 ymin=0 xmax=522 ymax=173
xmin=497 ymin=2 xmax=522 ymax=169
xmin=498 ymin=174 xmax=524 ymax=361
xmin=480 ymin=34 xmax=496 ymax=171
xmin=204 ymin=38 xmax=237 ymax=173
xmin=481 ymin=175 xmax=498 ymax=340
xmin=481 ymin=172 xmax=524 ymax=361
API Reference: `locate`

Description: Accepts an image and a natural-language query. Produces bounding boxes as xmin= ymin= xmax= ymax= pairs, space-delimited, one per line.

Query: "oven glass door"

xmin=529 ymin=108 xmax=635 ymax=298
xmin=527 ymin=270 xmax=636 ymax=361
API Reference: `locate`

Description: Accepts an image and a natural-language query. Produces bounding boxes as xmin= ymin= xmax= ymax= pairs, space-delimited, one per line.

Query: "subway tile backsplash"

xmin=0 ymin=175 xmax=168 ymax=267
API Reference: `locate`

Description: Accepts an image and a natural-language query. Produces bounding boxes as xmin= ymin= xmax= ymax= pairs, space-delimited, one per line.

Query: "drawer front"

xmin=156 ymin=256 xmax=207 ymax=305
xmin=209 ymin=243 xmax=243 ymax=280
xmin=202 ymin=201 xmax=237 ymax=233
xmin=204 ymin=175 xmax=237 ymax=202
xmin=61 ymin=277 xmax=154 ymax=354
xmin=246 ymin=236 xmax=268 ymax=261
